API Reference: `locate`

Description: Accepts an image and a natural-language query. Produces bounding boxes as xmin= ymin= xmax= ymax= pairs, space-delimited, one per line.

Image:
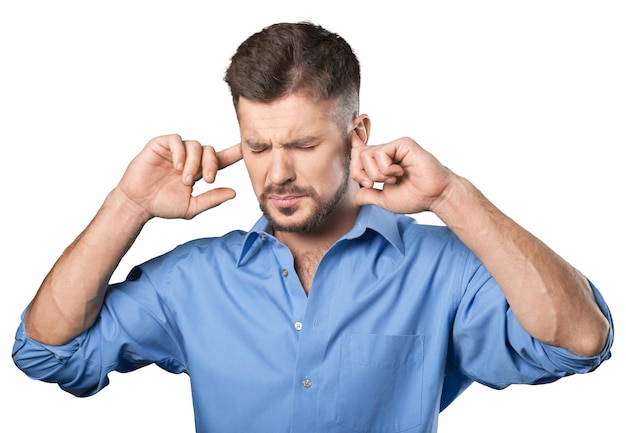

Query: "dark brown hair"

xmin=224 ymin=22 xmax=361 ymax=127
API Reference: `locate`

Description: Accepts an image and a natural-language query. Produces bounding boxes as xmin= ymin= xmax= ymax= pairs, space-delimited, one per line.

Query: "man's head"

xmin=224 ymin=21 xmax=361 ymax=132
xmin=225 ymin=22 xmax=369 ymax=235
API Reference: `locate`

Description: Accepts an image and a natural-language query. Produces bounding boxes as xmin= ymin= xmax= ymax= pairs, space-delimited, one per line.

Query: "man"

xmin=13 ymin=22 xmax=613 ymax=432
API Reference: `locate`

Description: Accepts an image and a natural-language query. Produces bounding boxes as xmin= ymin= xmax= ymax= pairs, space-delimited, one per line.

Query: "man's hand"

xmin=350 ymin=136 xmax=454 ymax=215
xmin=117 ymin=134 xmax=242 ymax=221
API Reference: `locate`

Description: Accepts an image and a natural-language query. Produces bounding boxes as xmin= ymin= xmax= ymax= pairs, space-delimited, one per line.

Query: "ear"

xmin=350 ymin=114 xmax=371 ymax=148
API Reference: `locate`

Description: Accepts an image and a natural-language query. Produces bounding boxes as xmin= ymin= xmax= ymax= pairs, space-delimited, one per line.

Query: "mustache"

xmin=260 ymin=184 xmax=317 ymax=198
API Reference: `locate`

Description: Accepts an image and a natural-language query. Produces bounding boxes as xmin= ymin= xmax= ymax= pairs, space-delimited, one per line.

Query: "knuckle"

xmin=159 ymin=133 xmax=182 ymax=143
xmin=185 ymin=140 xmax=201 ymax=149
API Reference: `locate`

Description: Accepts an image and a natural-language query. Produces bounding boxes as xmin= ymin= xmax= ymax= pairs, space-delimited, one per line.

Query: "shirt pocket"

xmin=335 ymin=333 xmax=424 ymax=433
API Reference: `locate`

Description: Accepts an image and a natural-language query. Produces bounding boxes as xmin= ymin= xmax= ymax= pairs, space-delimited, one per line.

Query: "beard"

xmin=259 ymin=155 xmax=351 ymax=233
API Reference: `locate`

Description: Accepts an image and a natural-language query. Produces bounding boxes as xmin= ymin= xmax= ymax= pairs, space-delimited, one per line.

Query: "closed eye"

xmin=288 ymin=138 xmax=320 ymax=152
xmin=245 ymin=137 xmax=319 ymax=153
xmin=246 ymin=142 xmax=269 ymax=154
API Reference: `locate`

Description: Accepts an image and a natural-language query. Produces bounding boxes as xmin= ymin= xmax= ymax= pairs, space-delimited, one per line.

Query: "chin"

xmin=264 ymin=208 xmax=322 ymax=233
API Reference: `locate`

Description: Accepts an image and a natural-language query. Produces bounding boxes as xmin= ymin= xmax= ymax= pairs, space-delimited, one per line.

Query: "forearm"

xmin=25 ymin=188 xmax=150 ymax=345
xmin=432 ymin=175 xmax=609 ymax=357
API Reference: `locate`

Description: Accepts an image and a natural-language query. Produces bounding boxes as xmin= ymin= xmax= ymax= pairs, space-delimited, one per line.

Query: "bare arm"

xmin=350 ymin=136 xmax=609 ymax=357
xmin=25 ymin=134 xmax=242 ymax=346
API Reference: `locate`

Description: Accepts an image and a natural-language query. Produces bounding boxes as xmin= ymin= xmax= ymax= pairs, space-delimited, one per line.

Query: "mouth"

xmin=269 ymin=195 xmax=305 ymax=208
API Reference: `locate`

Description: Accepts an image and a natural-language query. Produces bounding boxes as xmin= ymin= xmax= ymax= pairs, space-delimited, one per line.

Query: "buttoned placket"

xmin=264 ymin=235 xmax=323 ymax=431
xmin=261 ymin=231 xmax=348 ymax=431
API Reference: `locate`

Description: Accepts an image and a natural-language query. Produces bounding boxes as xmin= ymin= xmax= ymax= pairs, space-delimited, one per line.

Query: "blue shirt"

xmin=13 ymin=205 xmax=613 ymax=433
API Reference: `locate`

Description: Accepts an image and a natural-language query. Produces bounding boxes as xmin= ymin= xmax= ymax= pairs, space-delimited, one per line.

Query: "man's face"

xmin=238 ymin=93 xmax=352 ymax=233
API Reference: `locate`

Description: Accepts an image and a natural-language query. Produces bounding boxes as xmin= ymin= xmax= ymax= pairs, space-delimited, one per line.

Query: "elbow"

xmin=572 ymin=314 xmax=610 ymax=357
xmin=526 ymin=295 xmax=611 ymax=358
xmin=24 ymin=307 xmax=84 ymax=347
xmin=552 ymin=305 xmax=611 ymax=358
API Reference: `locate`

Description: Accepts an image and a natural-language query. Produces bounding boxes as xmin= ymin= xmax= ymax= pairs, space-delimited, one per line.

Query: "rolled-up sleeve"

xmin=12 ymin=317 xmax=106 ymax=397
xmin=12 ymin=260 xmax=187 ymax=397
xmin=452 ymin=260 xmax=613 ymax=390
xmin=531 ymin=282 xmax=613 ymax=375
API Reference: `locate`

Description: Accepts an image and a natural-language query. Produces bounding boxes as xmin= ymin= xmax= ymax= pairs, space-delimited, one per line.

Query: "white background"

xmin=1 ymin=1 xmax=624 ymax=431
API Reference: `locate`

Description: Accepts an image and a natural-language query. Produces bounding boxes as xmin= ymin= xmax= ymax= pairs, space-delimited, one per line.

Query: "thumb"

xmin=189 ymin=187 xmax=237 ymax=217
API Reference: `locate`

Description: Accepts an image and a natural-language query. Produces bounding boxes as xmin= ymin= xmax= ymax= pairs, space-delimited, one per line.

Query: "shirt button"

xmin=294 ymin=321 xmax=303 ymax=331
xmin=260 ymin=234 xmax=267 ymax=241
xmin=282 ymin=269 xmax=288 ymax=277
xmin=302 ymin=378 xmax=312 ymax=388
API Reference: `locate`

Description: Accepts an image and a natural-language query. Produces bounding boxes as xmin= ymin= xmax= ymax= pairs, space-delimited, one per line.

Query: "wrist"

xmin=105 ymin=187 xmax=153 ymax=229
xmin=429 ymin=175 xmax=485 ymax=229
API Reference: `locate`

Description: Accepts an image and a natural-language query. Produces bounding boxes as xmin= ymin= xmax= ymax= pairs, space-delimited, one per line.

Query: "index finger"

xmin=217 ymin=143 xmax=243 ymax=169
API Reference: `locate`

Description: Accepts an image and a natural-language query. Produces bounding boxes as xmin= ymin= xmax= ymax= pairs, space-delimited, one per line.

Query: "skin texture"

xmin=23 ymin=93 xmax=608 ymax=358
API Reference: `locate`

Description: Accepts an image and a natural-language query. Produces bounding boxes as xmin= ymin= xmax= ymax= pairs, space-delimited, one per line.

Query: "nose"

xmin=268 ymin=149 xmax=295 ymax=185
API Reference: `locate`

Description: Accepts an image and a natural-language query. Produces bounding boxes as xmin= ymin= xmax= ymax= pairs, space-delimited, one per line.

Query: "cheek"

xmin=243 ymin=156 xmax=267 ymax=195
xmin=305 ymin=153 xmax=347 ymax=195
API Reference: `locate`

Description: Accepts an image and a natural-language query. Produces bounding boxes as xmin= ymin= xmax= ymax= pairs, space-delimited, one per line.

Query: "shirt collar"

xmin=345 ymin=205 xmax=404 ymax=255
xmin=237 ymin=205 xmax=404 ymax=265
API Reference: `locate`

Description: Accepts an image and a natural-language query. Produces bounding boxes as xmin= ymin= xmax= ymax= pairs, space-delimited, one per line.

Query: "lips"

xmin=269 ymin=195 xmax=305 ymax=208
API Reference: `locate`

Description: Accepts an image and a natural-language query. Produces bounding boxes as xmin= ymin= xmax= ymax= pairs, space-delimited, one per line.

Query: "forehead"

xmin=237 ymin=94 xmax=341 ymax=143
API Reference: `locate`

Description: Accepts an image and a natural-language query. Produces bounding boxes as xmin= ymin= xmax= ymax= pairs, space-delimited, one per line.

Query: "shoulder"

xmin=396 ymin=213 xmax=465 ymax=248
xmin=130 ymin=229 xmax=249 ymax=277
xmin=392 ymin=213 xmax=480 ymax=274
xmin=175 ymin=229 xmax=248 ymax=254
xmin=170 ymin=229 xmax=249 ymax=264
